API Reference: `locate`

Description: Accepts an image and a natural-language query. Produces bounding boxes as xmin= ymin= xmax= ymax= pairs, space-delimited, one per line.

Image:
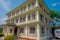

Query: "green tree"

xmin=50 ymin=10 xmax=60 ymax=26
xmin=50 ymin=10 xmax=60 ymax=19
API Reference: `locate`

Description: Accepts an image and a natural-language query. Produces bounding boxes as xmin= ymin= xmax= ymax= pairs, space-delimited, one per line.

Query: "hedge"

xmin=0 ymin=33 xmax=4 ymax=37
xmin=4 ymin=34 xmax=15 ymax=40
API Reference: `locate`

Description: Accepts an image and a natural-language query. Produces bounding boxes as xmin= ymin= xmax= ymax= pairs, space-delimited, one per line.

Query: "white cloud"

xmin=52 ymin=3 xmax=57 ymax=6
xmin=0 ymin=0 xmax=11 ymax=10
xmin=52 ymin=2 xmax=60 ymax=6
xmin=0 ymin=18 xmax=7 ymax=25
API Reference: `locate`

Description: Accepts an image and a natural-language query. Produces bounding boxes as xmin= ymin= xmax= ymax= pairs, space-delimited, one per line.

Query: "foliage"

xmin=0 ymin=28 xmax=3 ymax=33
xmin=0 ymin=33 xmax=4 ymax=37
xmin=4 ymin=34 xmax=15 ymax=40
xmin=50 ymin=10 xmax=60 ymax=19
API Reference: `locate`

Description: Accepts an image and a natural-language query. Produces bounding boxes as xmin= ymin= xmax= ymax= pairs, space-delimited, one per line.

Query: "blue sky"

xmin=0 ymin=0 xmax=60 ymax=25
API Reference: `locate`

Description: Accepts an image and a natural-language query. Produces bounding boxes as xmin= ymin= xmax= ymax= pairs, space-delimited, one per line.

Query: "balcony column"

xmin=36 ymin=11 xmax=39 ymax=21
xmin=37 ymin=24 xmax=40 ymax=40
xmin=25 ymin=26 xmax=28 ymax=37
xmin=36 ymin=0 xmax=38 ymax=6
xmin=19 ymin=9 xmax=21 ymax=14
xmin=26 ymin=5 xmax=28 ymax=11
xmin=14 ymin=19 xmax=15 ymax=23
xmin=17 ymin=27 xmax=20 ymax=37
xmin=25 ymin=15 xmax=28 ymax=37
xmin=26 ymin=15 xmax=28 ymax=23
xmin=18 ymin=17 xmax=20 ymax=24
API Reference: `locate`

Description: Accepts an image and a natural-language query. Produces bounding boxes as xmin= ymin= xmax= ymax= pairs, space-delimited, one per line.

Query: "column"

xmin=36 ymin=0 xmax=39 ymax=6
xmin=37 ymin=24 xmax=40 ymax=40
xmin=19 ymin=9 xmax=21 ymax=14
xmin=26 ymin=14 xmax=28 ymax=37
xmin=36 ymin=11 xmax=39 ymax=21
xmin=17 ymin=27 xmax=20 ymax=37
xmin=25 ymin=26 xmax=28 ymax=37
xmin=26 ymin=5 xmax=28 ymax=11
xmin=26 ymin=15 xmax=28 ymax=23
xmin=18 ymin=17 xmax=20 ymax=24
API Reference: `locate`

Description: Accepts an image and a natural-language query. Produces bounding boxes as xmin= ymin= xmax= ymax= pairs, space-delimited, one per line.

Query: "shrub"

xmin=4 ymin=34 xmax=15 ymax=40
xmin=0 ymin=33 xmax=4 ymax=37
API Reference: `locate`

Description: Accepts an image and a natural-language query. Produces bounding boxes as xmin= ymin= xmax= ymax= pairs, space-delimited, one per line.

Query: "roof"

xmin=3 ymin=23 xmax=18 ymax=27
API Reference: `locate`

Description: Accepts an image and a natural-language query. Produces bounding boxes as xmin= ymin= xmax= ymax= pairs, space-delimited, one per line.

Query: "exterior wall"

xmin=40 ymin=27 xmax=52 ymax=40
xmin=3 ymin=0 xmax=52 ymax=40
xmin=3 ymin=26 xmax=14 ymax=36
xmin=27 ymin=26 xmax=37 ymax=37
xmin=19 ymin=27 xmax=26 ymax=37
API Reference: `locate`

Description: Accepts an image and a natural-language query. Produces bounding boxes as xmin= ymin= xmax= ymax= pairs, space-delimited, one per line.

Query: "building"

xmin=3 ymin=0 xmax=52 ymax=40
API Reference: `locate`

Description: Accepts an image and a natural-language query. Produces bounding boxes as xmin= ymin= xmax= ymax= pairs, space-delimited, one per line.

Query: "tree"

xmin=50 ymin=10 xmax=60 ymax=26
xmin=50 ymin=10 xmax=60 ymax=19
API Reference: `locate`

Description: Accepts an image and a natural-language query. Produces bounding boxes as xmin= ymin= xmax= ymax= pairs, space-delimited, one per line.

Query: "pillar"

xmin=37 ymin=24 xmax=40 ymax=40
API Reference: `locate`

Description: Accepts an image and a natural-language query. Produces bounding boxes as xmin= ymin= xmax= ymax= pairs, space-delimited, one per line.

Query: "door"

xmin=14 ymin=27 xmax=18 ymax=35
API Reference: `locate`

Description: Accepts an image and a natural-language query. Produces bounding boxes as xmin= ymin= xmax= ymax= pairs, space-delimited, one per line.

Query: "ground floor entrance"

xmin=14 ymin=27 xmax=18 ymax=36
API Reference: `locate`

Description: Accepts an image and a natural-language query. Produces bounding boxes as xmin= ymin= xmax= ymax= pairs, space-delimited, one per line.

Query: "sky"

xmin=0 ymin=0 xmax=60 ymax=25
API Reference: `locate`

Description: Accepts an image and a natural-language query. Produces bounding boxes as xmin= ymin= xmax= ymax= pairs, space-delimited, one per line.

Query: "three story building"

xmin=3 ymin=0 xmax=52 ymax=40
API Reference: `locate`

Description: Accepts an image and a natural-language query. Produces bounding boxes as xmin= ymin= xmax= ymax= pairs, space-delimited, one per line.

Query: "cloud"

xmin=0 ymin=18 xmax=7 ymax=25
xmin=52 ymin=3 xmax=57 ymax=6
xmin=0 ymin=0 xmax=11 ymax=10
xmin=52 ymin=2 xmax=60 ymax=6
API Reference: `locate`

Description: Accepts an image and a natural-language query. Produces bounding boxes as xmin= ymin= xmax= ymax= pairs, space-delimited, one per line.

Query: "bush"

xmin=0 ymin=33 xmax=4 ymax=37
xmin=4 ymin=34 xmax=15 ymax=40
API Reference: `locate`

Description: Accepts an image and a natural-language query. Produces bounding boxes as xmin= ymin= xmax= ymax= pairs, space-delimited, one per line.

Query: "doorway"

xmin=14 ymin=27 xmax=18 ymax=35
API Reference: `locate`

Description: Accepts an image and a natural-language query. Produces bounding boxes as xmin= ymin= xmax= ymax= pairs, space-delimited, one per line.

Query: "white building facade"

xmin=3 ymin=0 xmax=52 ymax=40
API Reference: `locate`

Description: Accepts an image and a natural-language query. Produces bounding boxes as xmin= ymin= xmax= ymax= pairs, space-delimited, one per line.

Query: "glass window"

xmin=20 ymin=27 xmax=24 ymax=33
xmin=41 ymin=27 xmax=44 ymax=34
xmin=30 ymin=27 xmax=35 ymax=33
xmin=32 ymin=2 xmax=36 ymax=8
xmin=28 ymin=15 xmax=31 ymax=20
xmin=45 ymin=18 xmax=48 ymax=23
xmin=32 ymin=13 xmax=36 ymax=20
xmin=10 ymin=29 xmax=12 ymax=33
xmin=40 ymin=27 xmax=45 ymax=37
xmin=39 ymin=14 xmax=43 ymax=21
xmin=20 ymin=17 xmax=26 ymax=22
xmin=16 ymin=18 xmax=18 ymax=23
xmin=23 ymin=17 xmax=26 ymax=22
xmin=20 ymin=18 xmax=22 ymax=22
xmin=16 ymin=10 xmax=19 ymax=14
xmin=28 ymin=4 xmax=31 ymax=9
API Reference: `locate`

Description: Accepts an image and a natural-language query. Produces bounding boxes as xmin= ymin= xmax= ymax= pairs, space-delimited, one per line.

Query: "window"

xmin=39 ymin=14 xmax=43 ymax=20
xmin=10 ymin=29 xmax=12 ymax=33
xmin=11 ymin=19 xmax=14 ymax=23
xmin=45 ymin=18 xmax=48 ymax=23
xmin=23 ymin=17 xmax=26 ymax=22
xmin=21 ymin=9 xmax=23 ymax=13
xmin=20 ymin=27 xmax=24 ymax=33
xmin=32 ymin=2 xmax=36 ymax=8
xmin=32 ymin=13 xmax=36 ymax=20
xmin=16 ymin=18 xmax=18 ymax=23
xmin=16 ymin=10 xmax=19 ymax=15
xmin=30 ymin=27 xmax=35 ymax=33
xmin=20 ymin=17 xmax=26 ymax=22
xmin=20 ymin=18 xmax=22 ymax=22
xmin=41 ymin=27 xmax=44 ymax=34
xmin=28 ymin=15 xmax=31 ymax=20
xmin=28 ymin=4 xmax=31 ymax=9
xmin=23 ymin=7 xmax=26 ymax=12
